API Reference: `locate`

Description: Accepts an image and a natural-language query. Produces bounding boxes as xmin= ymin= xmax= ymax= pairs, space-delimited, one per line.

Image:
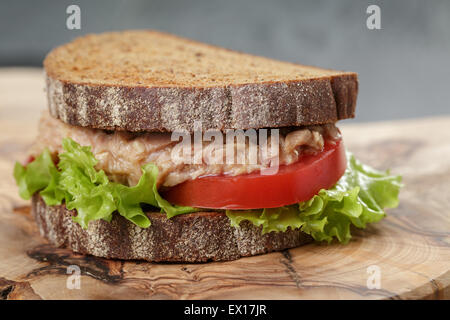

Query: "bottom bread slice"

xmin=31 ymin=194 xmax=312 ymax=262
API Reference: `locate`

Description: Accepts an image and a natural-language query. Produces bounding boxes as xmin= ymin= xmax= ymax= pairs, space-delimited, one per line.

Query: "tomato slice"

xmin=162 ymin=138 xmax=347 ymax=210
xmin=23 ymin=155 xmax=35 ymax=167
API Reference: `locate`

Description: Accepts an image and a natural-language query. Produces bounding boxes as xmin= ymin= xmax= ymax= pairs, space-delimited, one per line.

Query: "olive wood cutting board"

xmin=0 ymin=68 xmax=448 ymax=300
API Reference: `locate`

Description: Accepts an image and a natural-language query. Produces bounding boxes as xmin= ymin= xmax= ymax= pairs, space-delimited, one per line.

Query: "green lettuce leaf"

xmin=14 ymin=138 xmax=402 ymax=243
xmin=14 ymin=149 xmax=64 ymax=205
xmin=14 ymin=138 xmax=197 ymax=229
xmin=227 ymin=152 xmax=402 ymax=243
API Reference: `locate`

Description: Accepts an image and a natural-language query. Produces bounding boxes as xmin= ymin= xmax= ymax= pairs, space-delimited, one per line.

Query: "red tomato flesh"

xmin=162 ymin=138 xmax=347 ymax=210
xmin=23 ymin=155 xmax=35 ymax=167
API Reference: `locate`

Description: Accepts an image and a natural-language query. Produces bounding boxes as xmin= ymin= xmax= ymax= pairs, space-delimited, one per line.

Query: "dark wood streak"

xmin=26 ymin=244 xmax=124 ymax=284
xmin=0 ymin=277 xmax=42 ymax=300
xmin=0 ymin=277 xmax=14 ymax=300
xmin=280 ymin=250 xmax=302 ymax=289
xmin=430 ymin=279 xmax=443 ymax=300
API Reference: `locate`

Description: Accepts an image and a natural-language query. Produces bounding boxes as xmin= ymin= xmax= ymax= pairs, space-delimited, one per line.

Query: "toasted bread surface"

xmin=44 ymin=30 xmax=358 ymax=132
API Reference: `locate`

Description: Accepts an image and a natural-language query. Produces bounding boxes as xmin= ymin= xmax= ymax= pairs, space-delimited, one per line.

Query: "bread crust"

xmin=46 ymin=73 xmax=357 ymax=133
xmin=31 ymin=194 xmax=312 ymax=262
xmin=44 ymin=31 xmax=358 ymax=133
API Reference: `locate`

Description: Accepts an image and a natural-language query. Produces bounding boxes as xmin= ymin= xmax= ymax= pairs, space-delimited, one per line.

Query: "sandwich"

xmin=13 ymin=30 xmax=402 ymax=262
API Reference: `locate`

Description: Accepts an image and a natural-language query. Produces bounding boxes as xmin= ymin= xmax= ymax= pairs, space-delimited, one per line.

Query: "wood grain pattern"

xmin=0 ymin=68 xmax=449 ymax=300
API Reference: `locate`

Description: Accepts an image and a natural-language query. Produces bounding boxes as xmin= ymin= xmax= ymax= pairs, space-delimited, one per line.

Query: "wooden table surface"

xmin=0 ymin=68 xmax=449 ymax=300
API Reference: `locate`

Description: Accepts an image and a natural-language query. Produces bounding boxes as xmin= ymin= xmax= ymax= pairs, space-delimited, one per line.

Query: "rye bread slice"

xmin=44 ymin=30 xmax=358 ymax=133
xmin=31 ymin=194 xmax=312 ymax=262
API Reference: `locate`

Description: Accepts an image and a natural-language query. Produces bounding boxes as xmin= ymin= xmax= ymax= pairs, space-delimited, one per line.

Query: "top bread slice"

xmin=44 ymin=30 xmax=358 ymax=133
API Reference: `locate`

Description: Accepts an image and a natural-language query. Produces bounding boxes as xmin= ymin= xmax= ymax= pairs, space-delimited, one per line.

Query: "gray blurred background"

xmin=1 ymin=0 xmax=449 ymax=122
